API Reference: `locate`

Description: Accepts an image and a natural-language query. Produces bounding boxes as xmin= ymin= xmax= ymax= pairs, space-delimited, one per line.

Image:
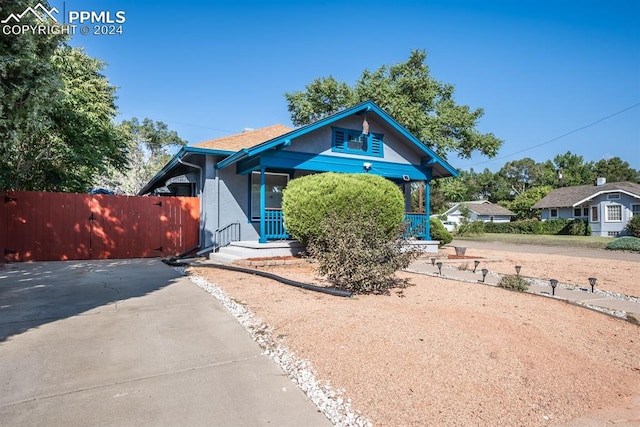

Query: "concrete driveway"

xmin=0 ymin=259 xmax=329 ymax=426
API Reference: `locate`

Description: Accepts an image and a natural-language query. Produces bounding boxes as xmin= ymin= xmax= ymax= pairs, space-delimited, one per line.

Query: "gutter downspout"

xmin=178 ymin=157 xmax=204 ymax=250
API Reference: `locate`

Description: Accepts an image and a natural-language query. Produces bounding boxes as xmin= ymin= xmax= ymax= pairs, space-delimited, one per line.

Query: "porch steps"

xmin=209 ymin=240 xmax=305 ymax=263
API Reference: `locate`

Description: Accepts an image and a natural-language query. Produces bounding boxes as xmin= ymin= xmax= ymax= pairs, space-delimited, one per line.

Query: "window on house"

xmin=632 ymin=204 xmax=640 ymax=217
xmin=550 ymin=209 xmax=558 ymax=218
xmin=573 ymin=208 xmax=582 ymax=217
xmin=607 ymin=193 xmax=620 ymax=200
xmin=605 ymin=204 xmax=622 ymax=222
xmin=332 ymin=127 xmax=384 ymax=157
xmin=607 ymin=231 xmax=619 ymax=237
xmin=590 ymin=206 xmax=599 ymax=222
xmin=250 ymin=172 xmax=289 ymax=221
xmin=583 ymin=207 xmax=589 ymax=217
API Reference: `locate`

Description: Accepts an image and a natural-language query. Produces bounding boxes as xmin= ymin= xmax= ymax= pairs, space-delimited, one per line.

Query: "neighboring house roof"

xmin=532 ymin=182 xmax=640 ymax=209
xmin=442 ymin=201 xmax=515 ymax=217
xmin=194 ymin=124 xmax=294 ymax=152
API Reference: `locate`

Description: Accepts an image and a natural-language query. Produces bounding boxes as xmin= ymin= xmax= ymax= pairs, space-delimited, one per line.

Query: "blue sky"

xmin=52 ymin=0 xmax=639 ymax=172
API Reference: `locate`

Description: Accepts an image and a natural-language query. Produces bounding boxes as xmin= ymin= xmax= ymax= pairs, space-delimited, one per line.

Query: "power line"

xmin=464 ymin=102 xmax=640 ymax=168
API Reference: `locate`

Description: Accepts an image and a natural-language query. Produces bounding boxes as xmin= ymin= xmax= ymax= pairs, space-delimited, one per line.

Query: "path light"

xmin=430 ymin=257 xmax=436 ymax=266
xmin=473 ymin=260 xmax=481 ymax=273
xmin=588 ymin=277 xmax=597 ymax=293
xmin=480 ymin=268 xmax=488 ymax=283
xmin=436 ymin=262 xmax=443 ymax=275
xmin=515 ymin=265 xmax=522 ymax=276
xmin=550 ymin=279 xmax=558 ymax=296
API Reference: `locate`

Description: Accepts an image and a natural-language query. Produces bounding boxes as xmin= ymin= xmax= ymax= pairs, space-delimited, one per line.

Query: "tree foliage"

xmin=96 ymin=118 xmax=187 ymax=194
xmin=0 ymin=5 xmax=128 ymax=192
xmin=285 ymin=50 xmax=503 ymax=160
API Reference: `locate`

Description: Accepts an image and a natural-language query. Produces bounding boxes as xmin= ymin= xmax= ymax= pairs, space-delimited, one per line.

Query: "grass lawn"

xmin=453 ymin=233 xmax=614 ymax=249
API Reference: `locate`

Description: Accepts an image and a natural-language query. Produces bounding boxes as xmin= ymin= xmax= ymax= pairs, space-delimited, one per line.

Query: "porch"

xmin=263 ymin=209 xmax=431 ymax=240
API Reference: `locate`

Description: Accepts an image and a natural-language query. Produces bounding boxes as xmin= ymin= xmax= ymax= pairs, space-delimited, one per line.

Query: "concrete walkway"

xmin=408 ymin=255 xmax=640 ymax=321
xmin=0 ymin=259 xmax=330 ymax=426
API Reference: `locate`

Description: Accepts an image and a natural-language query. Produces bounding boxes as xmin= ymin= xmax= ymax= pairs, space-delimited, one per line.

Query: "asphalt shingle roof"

xmin=532 ymin=181 xmax=640 ymax=208
xmin=194 ymin=124 xmax=294 ymax=152
xmin=463 ymin=202 xmax=515 ymax=217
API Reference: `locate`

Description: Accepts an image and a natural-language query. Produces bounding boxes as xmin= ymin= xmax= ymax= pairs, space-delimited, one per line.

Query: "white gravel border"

xmin=183 ymin=270 xmax=371 ymax=427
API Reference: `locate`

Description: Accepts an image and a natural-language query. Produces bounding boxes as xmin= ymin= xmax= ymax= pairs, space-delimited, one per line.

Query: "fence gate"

xmin=0 ymin=191 xmax=199 ymax=262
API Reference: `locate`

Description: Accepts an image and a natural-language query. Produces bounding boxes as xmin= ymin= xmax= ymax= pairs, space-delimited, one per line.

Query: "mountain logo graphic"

xmin=1 ymin=3 xmax=59 ymax=24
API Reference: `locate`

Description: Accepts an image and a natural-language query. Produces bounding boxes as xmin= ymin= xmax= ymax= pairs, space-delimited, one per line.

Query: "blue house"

xmin=139 ymin=101 xmax=458 ymax=255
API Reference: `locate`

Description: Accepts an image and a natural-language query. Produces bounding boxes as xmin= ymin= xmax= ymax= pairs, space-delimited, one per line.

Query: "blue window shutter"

xmin=370 ymin=134 xmax=383 ymax=156
xmin=334 ymin=130 xmax=346 ymax=151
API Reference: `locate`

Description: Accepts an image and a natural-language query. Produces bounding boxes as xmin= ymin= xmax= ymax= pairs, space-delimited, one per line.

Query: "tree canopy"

xmin=285 ymin=49 xmax=503 ymax=160
xmin=0 ymin=4 xmax=128 ymax=192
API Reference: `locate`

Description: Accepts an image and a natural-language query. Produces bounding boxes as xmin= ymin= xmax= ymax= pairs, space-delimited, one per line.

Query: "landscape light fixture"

xmin=430 ymin=257 xmax=436 ymax=266
xmin=473 ymin=260 xmax=481 ymax=273
xmin=515 ymin=265 xmax=522 ymax=276
xmin=480 ymin=268 xmax=488 ymax=283
xmin=436 ymin=262 xmax=443 ymax=275
xmin=588 ymin=277 xmax=597 ymax=293
xmin=550 ymin=278 xmax=558 ymax=296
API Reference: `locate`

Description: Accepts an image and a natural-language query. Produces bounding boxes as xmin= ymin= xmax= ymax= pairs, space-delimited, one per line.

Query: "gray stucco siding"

xmin=217 ymin=167 xmax=259 ymax=243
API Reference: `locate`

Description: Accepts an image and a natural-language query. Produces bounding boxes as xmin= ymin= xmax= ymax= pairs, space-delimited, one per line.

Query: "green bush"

xmin=626 ymin=215 xmax=640 ymax=238
xmin=457 ymin=220 xmax=484 ymax=236
xmin=606 ymin=236 xmax=640 ymax=252
xmin=483 ymin=218 xmax=588 ymax=236
xmin=308 ymin=210 xmax=417 ymax=294
xmin=497 ymin=275 xmax=529 ymax=292
xmin=430 ymin=217 xmax=453 ymax=246
xmin=282 ymin=173 xmax=404 ymax=243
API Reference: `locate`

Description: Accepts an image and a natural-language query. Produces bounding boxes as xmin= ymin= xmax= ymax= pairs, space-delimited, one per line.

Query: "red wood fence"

xmin=0 ymin=191 xmax=199 ymax=262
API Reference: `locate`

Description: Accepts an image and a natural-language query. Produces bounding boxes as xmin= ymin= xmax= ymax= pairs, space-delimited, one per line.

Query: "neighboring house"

xmin=532 ymin=178 xmax=640 ymax=237
xmin=440 ymin=201 xmax=515 ymax=226
xmin=139 ymin=101 xmax=458 ymax=252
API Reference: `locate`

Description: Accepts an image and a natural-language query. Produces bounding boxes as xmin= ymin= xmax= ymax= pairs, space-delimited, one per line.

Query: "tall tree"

xmin=593 ymin=157 xmax=640 ymax=183
xmin=551 ymin=151 xmax=594 ymax=187
xmin=97 ymin=118 xmax=187 ymax=194
xmin=0 ymin=13 xmax=128 ymax=192
xmin=285 ymin=50 xmax=502 ymax=160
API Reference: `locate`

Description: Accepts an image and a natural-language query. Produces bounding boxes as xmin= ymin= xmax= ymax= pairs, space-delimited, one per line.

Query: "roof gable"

xmin=216 ymin=101 xmax=458 ymax=178
xmin=532 ymin=181 xmax=640 ymax=209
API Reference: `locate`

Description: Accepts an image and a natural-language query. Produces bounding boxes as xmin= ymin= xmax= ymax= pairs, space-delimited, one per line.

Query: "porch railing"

xmin=214 ymin=220 xmax=241 ymax=251
xmin=404 ymin=212 xmax=429 ymax=239
xmin=262 ymin=210 xmax=429 ymax=241
xmin=265 ymin=208 xmax=290 ymax=240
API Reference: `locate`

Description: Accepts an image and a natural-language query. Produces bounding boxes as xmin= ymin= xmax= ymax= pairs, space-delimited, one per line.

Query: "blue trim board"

xmin=236 ymin=150 xmax=433 ymax=181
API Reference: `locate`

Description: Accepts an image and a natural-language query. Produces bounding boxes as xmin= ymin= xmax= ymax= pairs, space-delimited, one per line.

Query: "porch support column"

xmin=259 ymin=166 xmax=267 ymax=243
xmin=424 ymin=181 xmax=431 ymax=240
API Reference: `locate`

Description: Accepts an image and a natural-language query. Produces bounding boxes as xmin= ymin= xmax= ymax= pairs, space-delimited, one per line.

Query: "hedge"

xmin=483 ymin=219 xmax=590 ymax=236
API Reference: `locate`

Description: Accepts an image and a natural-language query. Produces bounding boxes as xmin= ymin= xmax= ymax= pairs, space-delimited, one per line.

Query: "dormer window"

xmin=332 ymin=127 xmax=383 ymax=157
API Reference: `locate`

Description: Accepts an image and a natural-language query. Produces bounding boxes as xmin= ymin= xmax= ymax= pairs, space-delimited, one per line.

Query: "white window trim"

xmin=604 ymin=203 xmax=622 ymax=223
xmin=550 ymin=208 xmax=558 ymax=218
xmin=590 ymin=205 xmax=599 ymax=223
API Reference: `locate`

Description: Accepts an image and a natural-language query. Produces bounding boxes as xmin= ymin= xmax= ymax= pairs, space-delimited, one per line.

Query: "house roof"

xmin=216 ymin=101 xmax=458 ymax=179
xmin=444 ymin=201 xmax=515 ymax=217
xmin=532 ymin=181 xmax=640 ymax=209
xmin=194 ymin=124 xmax=294 ymax=152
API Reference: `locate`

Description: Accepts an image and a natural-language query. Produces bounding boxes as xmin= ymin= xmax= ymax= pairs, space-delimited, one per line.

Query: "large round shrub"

xmin=430 ymin=217 xmax=453 ymax=246
xmin=282 ymin=172 xmax=405 ymax=243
